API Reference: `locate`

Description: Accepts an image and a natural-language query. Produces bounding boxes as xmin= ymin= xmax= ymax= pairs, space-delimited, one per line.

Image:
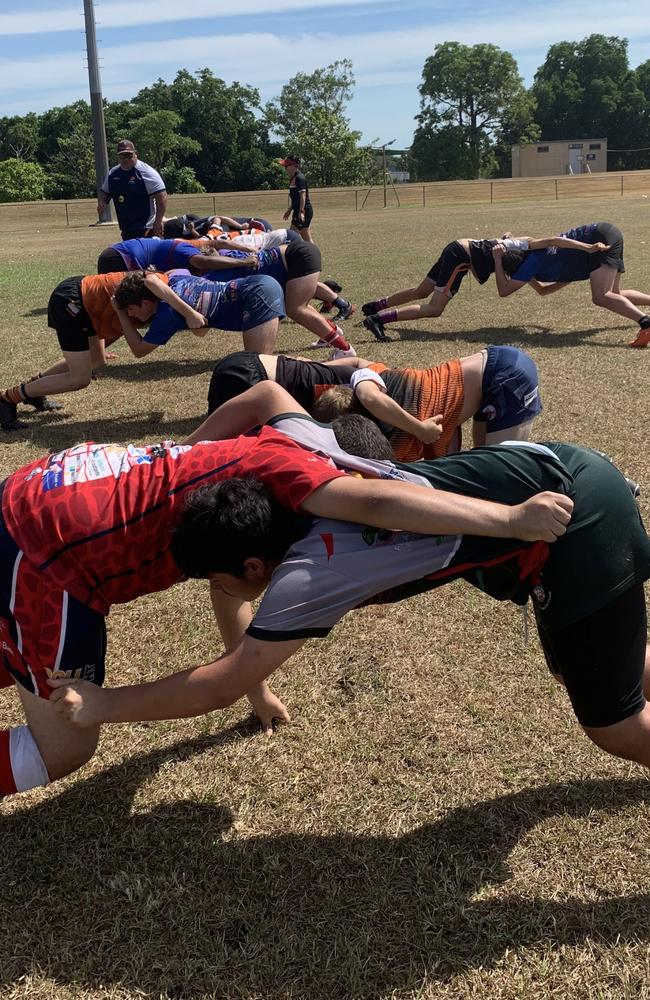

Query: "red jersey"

xmin=1 ymin=427 xmax=345 ymax=615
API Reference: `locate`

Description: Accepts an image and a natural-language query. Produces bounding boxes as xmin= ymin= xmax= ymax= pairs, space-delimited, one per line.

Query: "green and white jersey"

xmin=249 ymin=416 xmax=650 ymax=639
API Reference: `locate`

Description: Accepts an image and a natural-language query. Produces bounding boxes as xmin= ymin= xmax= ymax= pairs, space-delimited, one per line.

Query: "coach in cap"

xmin=98 ymin=140 xmax=167 ymax=239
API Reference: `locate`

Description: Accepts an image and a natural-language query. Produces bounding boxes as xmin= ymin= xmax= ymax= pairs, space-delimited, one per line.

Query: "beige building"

xmin=511 ymin=138 xmax=607 ymax=177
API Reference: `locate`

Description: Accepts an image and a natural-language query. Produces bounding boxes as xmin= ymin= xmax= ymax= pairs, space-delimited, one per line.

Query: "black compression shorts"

xmin=207 ymin=351 xmax=268 ymax=414
xmin=47 ymin=276 xmax=95 ymax=352
xmin=426 ymin=241 xmax=471 ymax=296
xmin=537 ymin=583 xmax=647 ymax=728
xmin=285 ymin=240 xmax=322 ymax=279
xmin=97 ymin=247 xmax=128 ymax=274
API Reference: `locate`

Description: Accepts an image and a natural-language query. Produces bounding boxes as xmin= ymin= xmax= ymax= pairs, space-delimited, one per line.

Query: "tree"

xmin=47 ymin=127 xmax=97 ymax=199
xmin=532 ymin=35 xmax=650 ymax=168
xmin=127 ymin=110 xmax=201 ymax=175
xmin=0 ymin=114 xmax=40 ymax=161
xmin=130 ymin=70 xmax=279 ymax=191
xmin=0 ymin=159 xmax=48 ymax=202
xmin=265 ymin=60 xmax=375 ymax=186
xmin=413 ymin=42 xmax=534 ymax=179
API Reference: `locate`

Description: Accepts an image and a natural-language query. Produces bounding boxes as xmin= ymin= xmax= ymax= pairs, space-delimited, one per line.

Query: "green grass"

xmin=0 ymin=195 xmax=649 ymax=1000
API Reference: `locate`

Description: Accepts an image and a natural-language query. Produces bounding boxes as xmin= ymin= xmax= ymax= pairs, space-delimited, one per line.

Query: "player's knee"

xmin=68 ymin=373 xmax=92 ymax=391
xmin=45 ymin=734 xmax=99 ymax=781
xmin=591 ymin=289 xmax=608 ymax=307
xmin=582 ymin=709 xmax=650 ymax=768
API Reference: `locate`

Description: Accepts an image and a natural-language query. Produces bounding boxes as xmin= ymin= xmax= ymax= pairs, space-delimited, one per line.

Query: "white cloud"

xmin=0 ymin=0 xmax=405 ymax=36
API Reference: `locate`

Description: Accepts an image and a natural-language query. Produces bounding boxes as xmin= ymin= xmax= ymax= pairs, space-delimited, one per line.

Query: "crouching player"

xmin=207 ymin=344 xmax=541 ymax=459
xmin=50 ymin=385 xmax=650 ymax=772
xmin=0 ymin=391 xmax=569 ymax=800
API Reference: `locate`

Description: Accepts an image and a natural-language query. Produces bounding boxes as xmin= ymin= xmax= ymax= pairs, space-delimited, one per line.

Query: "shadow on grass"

xmin=23 ymin=307 xmax=49 ymax=317
xmin=374 ymin=324 xmax=631 ymax=350
xmin=97 ymin=357 xmax=217 ymax=383
xmin=1 ymin=742 xmax=648 ymax=998
xmin=3 ymin=409 xmax=204 ymax=450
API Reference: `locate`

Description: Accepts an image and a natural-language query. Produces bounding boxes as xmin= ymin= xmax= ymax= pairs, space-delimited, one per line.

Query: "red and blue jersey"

xmin=1 ymin=429 xmax=345 ymax=615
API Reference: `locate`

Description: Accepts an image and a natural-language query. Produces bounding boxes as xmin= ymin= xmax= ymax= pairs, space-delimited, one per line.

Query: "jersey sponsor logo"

xmin=33 ymin=443 xmax=191 ymax=492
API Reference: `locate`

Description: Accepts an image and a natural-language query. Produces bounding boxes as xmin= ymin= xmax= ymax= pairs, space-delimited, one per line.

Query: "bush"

xmin=0 ymin=158 xmax=48 ymax=202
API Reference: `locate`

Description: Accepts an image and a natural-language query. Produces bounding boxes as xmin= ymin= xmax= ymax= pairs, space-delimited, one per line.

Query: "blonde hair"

xmin=311 ymin=385 xmax=359 ymax=422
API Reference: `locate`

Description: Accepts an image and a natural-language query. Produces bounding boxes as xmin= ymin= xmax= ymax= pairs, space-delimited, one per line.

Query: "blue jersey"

xmin=143 ymin=272 xmax=228 ymax=346
xmin=205 ymin=247 xmax=287 ymax=286
xmin=112 ymin=238 xmax=202 ymax=272
xmin=512 ymin=248 xmax=591 ymax=284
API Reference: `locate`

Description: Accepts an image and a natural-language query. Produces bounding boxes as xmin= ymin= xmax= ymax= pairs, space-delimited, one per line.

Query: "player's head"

xmin=501 ymin=248 xmax=529 ymax=276
xmin=171 ymin=477 xmax=311 ymax=596
xmin=114 ymin=271 xmax=159 ymax=320
xmin=330 ymin=414 xmax=394 ymax=461
xmin=311 ymin=386 xmax=361 ymax=421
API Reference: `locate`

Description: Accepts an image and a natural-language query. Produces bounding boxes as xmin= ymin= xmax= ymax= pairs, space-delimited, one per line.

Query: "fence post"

xmin=64 ymin=202 xmax=70 ymax=226
xmin=621 ymin=175 xmax=624 ymax=197
xmin=490 ymin=182 xmax=493 ymax=204
xmin=555 ymin=179 xmax=558 ymax=201
xmin=355 ymin=189 xmax=358 ymax=212
xmin=422 ymin=184 xmax=426 ymax=207
xmin=212 ymin=195 xmax=216 ymax=214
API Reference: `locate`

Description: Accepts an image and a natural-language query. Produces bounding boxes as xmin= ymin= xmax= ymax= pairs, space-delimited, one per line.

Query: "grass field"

xmin=1 ymin=196 xmax=649 ymax=1000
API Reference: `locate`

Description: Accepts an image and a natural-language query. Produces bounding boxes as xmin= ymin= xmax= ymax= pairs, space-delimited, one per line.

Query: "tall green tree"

xmin=126 ymin=109 xmax=204 ymax=192
xmin=532 ymin=35 xmax=649 ymax=167
xmin=0 ymin=114 xmax=40 ymax=161
xmin=265 ymin=60 xmax=374 ymax=186
xmin=130 ymin=70 xmax=279 ymax=191
xmin=412 ymin=42 xmax=534 ymax=179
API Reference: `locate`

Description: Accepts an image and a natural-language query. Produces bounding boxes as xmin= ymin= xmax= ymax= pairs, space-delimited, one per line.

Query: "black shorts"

xmin=426 ymin=241 xmax=471 ymax=297
xmin=207 ymin=351 xmax=268 ymax=414
xmin=47 ymin=276 xmax=95 ymax=352
xmin=285 ymin=240 xmax=322 ymax=279
xmin=97 ymin=247 xmax=128 ymax=274
xmin=587 ymin=223 xmax=625 ymax=274
xmin=291 ymin=205 xmax=313 ymax=230
xmin=536 ymin=583 xmax=647 ymax=728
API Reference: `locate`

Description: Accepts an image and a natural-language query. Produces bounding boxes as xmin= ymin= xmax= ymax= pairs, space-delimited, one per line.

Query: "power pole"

xmin=83 ymin=0 xmax=111 ymax=222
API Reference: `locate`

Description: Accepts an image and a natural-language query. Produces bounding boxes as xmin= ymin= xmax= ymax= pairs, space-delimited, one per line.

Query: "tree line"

xmin=1 ymin=35 xmax=649 ymax=202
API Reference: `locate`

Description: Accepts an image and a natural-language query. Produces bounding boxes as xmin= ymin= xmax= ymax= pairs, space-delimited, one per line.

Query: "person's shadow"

xmin=2 ymin=734 xmax=649 ymax=998
xmin=363 ymin=324 xmax=630 ymax=349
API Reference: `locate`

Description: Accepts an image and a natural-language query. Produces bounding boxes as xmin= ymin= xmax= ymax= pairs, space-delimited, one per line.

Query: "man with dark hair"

xmin=97 ymin=140 xmax=167 ymax=239
xmin=112 ymin=269 xmax=285 ymax=356
xmin=49 ymin=389 xmax=650 ymax=772
xmin=0 ymin=381 xmax=568 ymax=800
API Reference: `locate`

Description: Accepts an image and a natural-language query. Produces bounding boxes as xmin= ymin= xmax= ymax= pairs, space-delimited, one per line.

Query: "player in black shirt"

xmin=280 ymin=155 xmax=314 ymax=242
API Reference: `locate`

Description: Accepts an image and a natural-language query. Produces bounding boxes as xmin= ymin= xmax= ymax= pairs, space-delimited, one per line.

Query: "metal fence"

xmin=2 ymin=170 xmax=649 ymax=229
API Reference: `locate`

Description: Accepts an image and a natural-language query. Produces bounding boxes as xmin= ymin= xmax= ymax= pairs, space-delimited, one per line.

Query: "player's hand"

xmin=110 ymin=295 xmax=124 ymax=313
xmin=509 ymin=491 xmax=573 ymax=542
xmin=151 ymin=222 xmax=164 ymax=238
xmin=283 ymin=209 xmax=292 ymax=221
xmin=187 ymin=309 xmax=208 ymax=331
xmin=417 ymin=414 xmax=444 ymax=443
xmin=48 ymin=678 xmax=106 ymax=728
xmin=247 ymin=681 xmax=291 ymax=736
xmin=588 ymin=242 xmax=610 ymax=253
xmin=492 ymin=243 xmax=506 ymax=257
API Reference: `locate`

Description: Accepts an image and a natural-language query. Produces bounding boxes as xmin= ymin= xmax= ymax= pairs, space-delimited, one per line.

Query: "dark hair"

xmin=330 ymin=414 xmax=394 ymax=461
xmin=162 ymin=214 xmax=201 ymax=239
xmin=171 ymin=477 xmax=311 ymax=578
xmin=501 ymin=248 xmax=530 ymax=276
xmin=114 ymin=271 xmax=158 ymax=308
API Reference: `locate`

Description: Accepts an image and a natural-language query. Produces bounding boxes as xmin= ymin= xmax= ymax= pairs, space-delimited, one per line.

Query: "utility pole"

xmin=83 ymin=0 xmax=112 ymax=222
xmin=381 ymin=139 xmax=396 ymax=207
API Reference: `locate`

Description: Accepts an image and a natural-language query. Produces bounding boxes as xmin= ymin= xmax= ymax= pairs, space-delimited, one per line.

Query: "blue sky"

xmin=1 ymin=0 xmax=649 ymax=148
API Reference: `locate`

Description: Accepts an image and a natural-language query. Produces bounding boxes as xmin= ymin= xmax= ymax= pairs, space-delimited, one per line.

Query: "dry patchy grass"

xmin=0 ymin=196 xmax=649 ymax=1000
